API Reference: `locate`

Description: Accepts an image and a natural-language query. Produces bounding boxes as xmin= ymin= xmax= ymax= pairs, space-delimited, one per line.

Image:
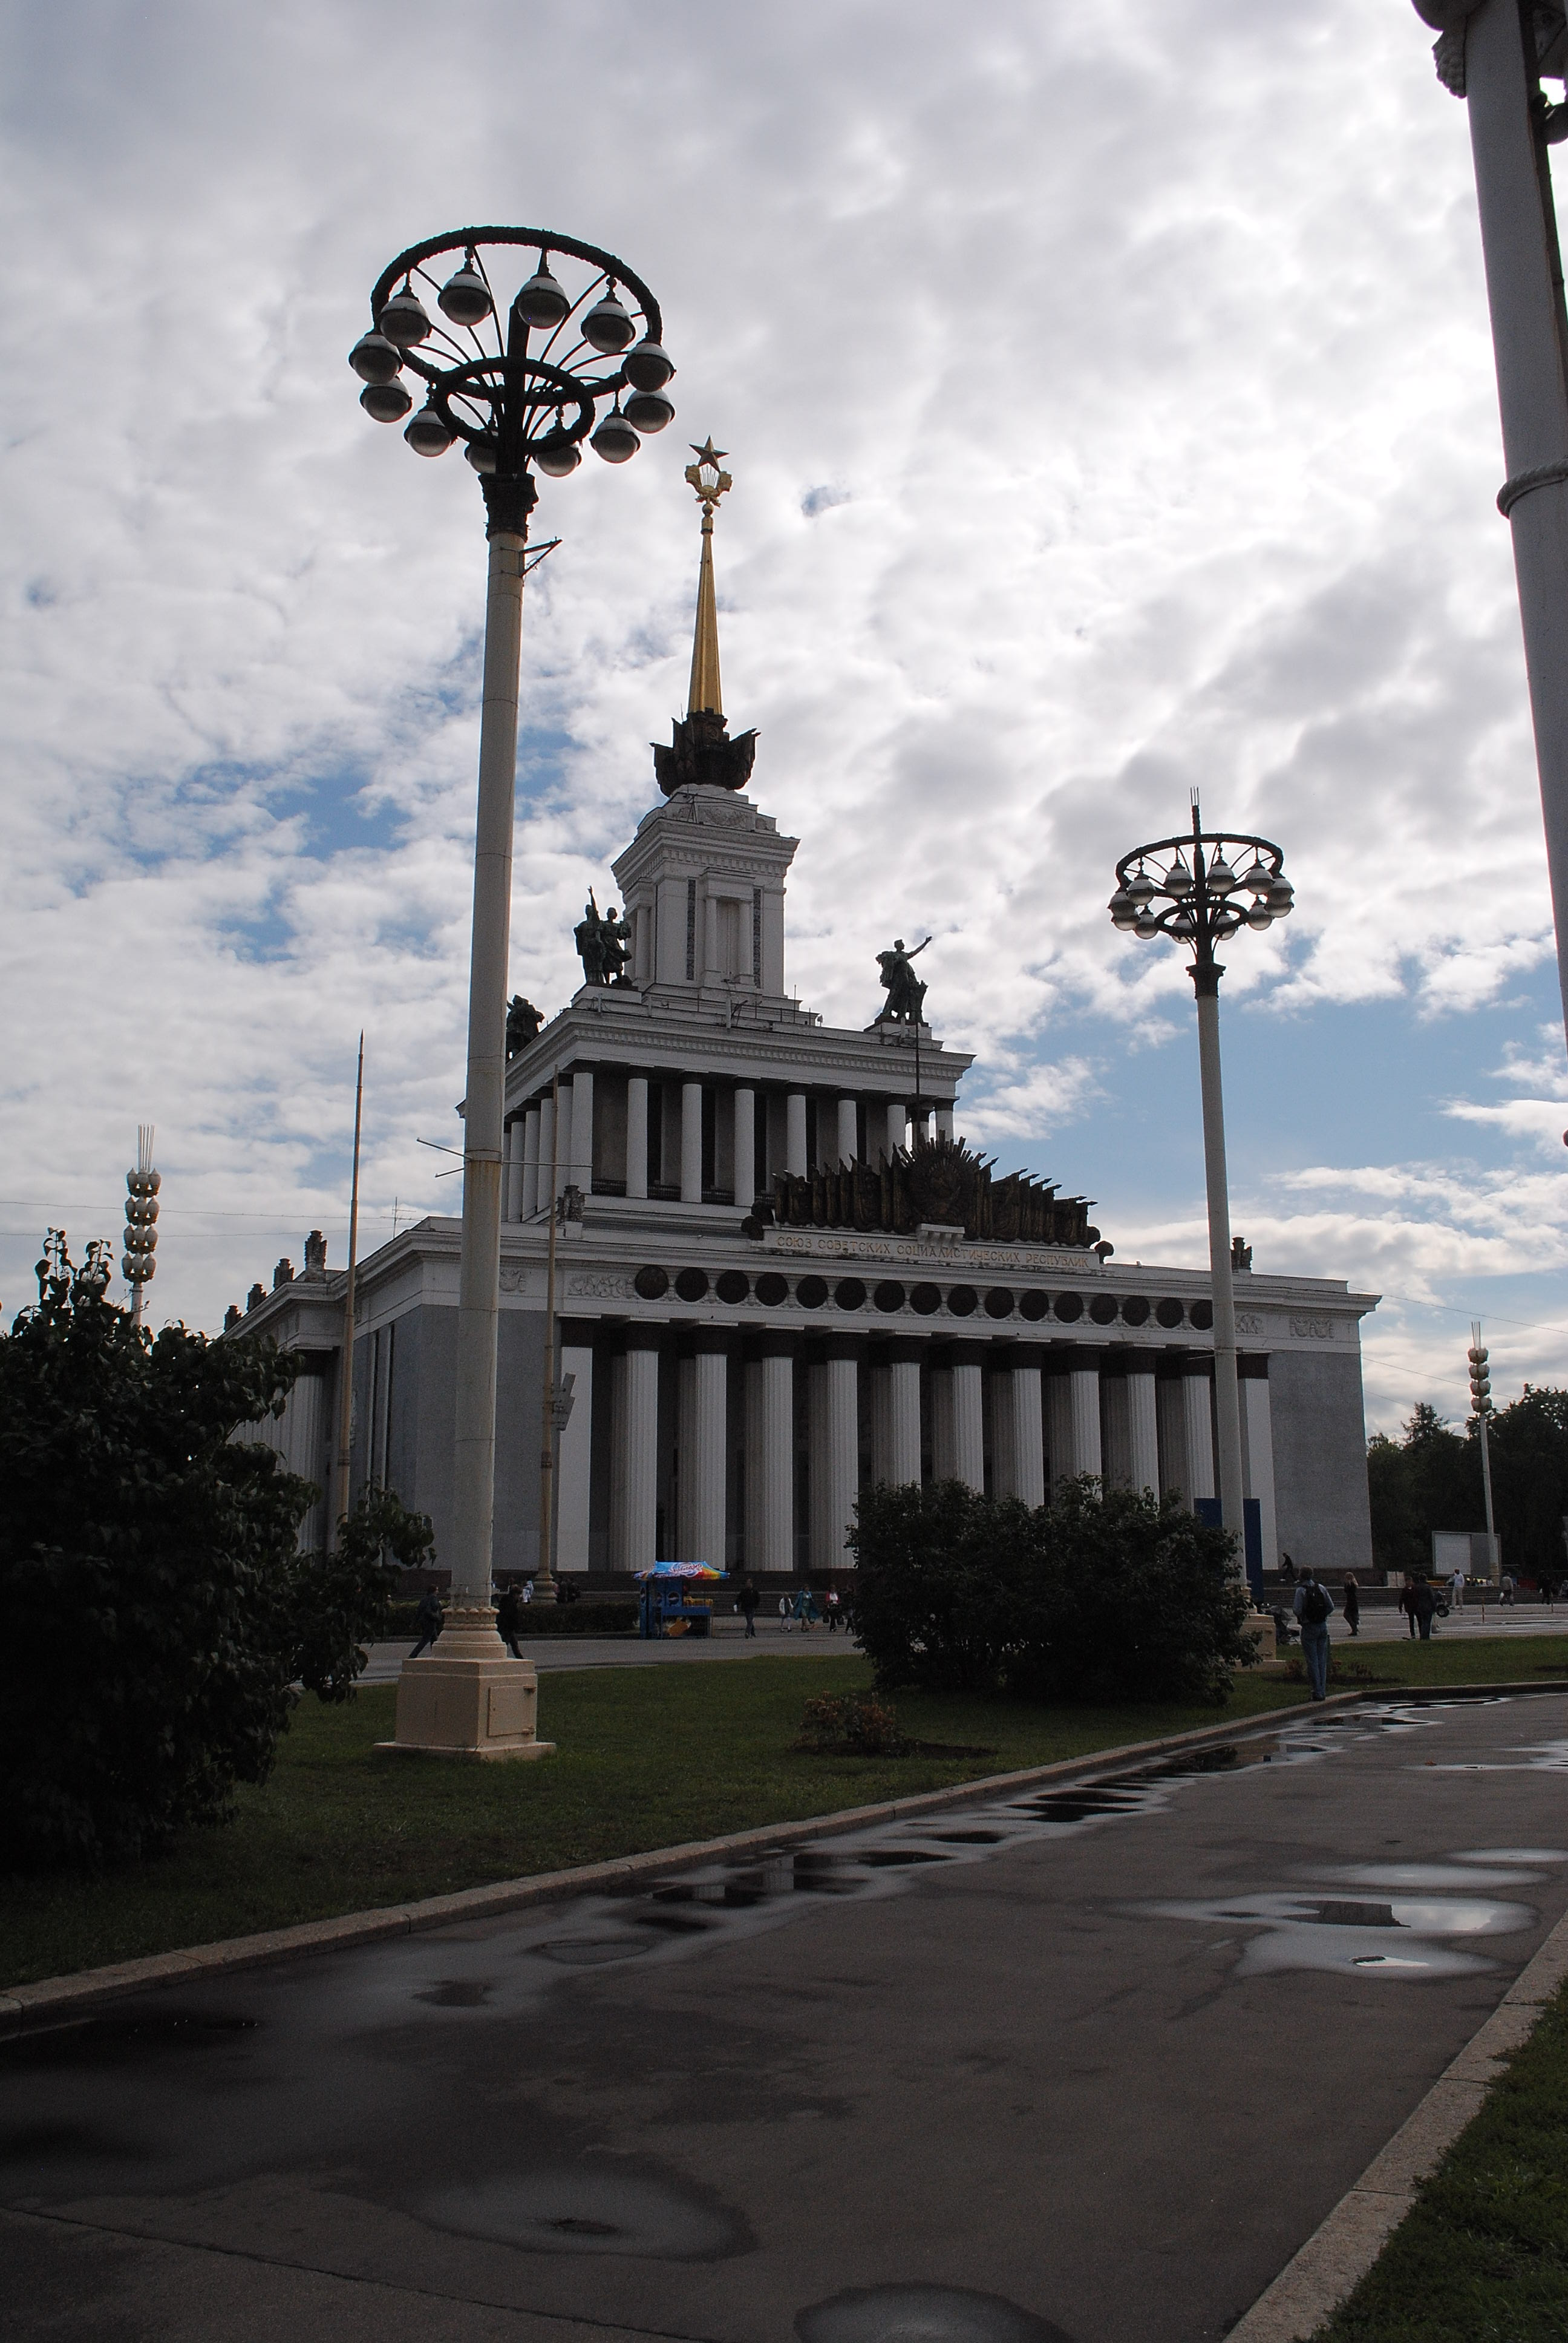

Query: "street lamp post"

xmin=1411 ymin=2 xmax=1568 ymax=1050
xmin=1108 ymin=805 xmax=1295 ymax=1600
xmin=351 ymin=228 xmax=675 ymax=1756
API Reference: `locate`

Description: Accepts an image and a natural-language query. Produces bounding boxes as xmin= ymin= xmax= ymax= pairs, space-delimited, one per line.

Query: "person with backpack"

xmin=496 ymin=1581 xmax=524 ymax=1659
xmin=1293 ymin=1569 xmax=1335 ymax=1700
xmin=409 ymin=1585 xmax=445 ymax=1658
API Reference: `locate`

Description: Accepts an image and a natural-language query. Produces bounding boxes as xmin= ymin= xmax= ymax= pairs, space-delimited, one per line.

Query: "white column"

xmin=570 ymin=1068 xmax=593 ymax=1194
xmin=825 ymin=1349 xmax=859 ymax=1564
xmin=691 ymin=1347 xmax=727 ymax=1565
xmin=1127 ymin=1365 xmax=1160 ymax=1496
xmin=702 ymin=890 xmax=720 ymax=985
xmin=608 ymin=1351 xmax=627 ymax=1568
xmin=1157 ymin=1375 xmax=1187 ymax=1500
xmin=1243 ymin=1373 xmax=1279 ymax=1572
xmin=952 ymin=1357 xmax=985 ymax=1492
xmin=623 ymin=1340 xmax=658 ymax=1570
xmin=1100 ymin=1375 xmax=1132 ymax=1490
xmin=626 ymin=1076 xmax=648 ymax=1201
xmin=936 ymin=1106 xmax=954 ymax=1141
xmin=555 ymin=1342 xmax=593 ymax=1571
xmin=1011 ymin=1362 xmax=1045 ymax=1507
xmin=756 ymin=1349 xmax=794 ymax=1573
xmin=786 ymin=1090 xmax=808 ymax=1177
xmin=676 ymin=1357 xmax=697 ymax=1552
xmin=520 ymin=1105 xmax=541 ymax=1219
xmin=931 ymin=1365 xmax=956 ymax=1482
xmin=553 ymin=1084 xmax=572 ymax=1202
xmin=837 ymin=1096 xmax=858 ymax=1167
xmin=883 ymin=1101 xmax=906 ymax=1163
xmin=534 ymin=1096 xmax=554 ymax=1214
xmin=809 ymin=1360 xmax=831 ymax=1564
xmin=292 ymin=1371 xmax=327 ymax=1547
xmin=889 ymin=1356 xmax=923 ymax=1485
xmin=870 ymin=1362 xmax=893 ymax=1484
xmin=1069 ymin=1362 xmax=1102 ymax=1481
xmin=504 ymin=1121 xmax=522 ymax=1221
xmin=1047 ymin=1374 xmax=1074 ymax=1492
xmin=733 ymin=1087 xmax=755 ymax=1205
xmin=991 ymin=1364 xmax=1017 ymax=1498
xmin=681 ymin=1080 xmax=704 ymax=1204
xmin=1183 ymin=1371 xmax=1217 ymax=1505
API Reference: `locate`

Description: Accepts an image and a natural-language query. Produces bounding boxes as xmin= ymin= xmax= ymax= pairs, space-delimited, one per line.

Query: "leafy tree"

xmin=1366 ymin=1387 xmax=1568 ymax=1583
xmin=848 ymin=1476 xmax=1250 ymax=1706
xmin=0 ymin=1234 xmax=431 ymax=1871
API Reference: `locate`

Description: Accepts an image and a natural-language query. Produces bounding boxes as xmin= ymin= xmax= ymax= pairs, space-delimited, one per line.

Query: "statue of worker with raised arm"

xmin=875 ymin=935 xmax=932 ymax=1025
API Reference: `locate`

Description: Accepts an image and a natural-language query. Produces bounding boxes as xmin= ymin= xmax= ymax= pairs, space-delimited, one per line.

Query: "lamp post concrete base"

xmin=382 ymin=1612 xmax=555 ymax=1760
xmin=1238 ymin=1612 xmax=1277 ymax=1665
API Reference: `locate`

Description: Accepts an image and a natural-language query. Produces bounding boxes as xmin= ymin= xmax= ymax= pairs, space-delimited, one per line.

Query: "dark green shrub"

xmin=844 ymin=1478 xmax=1039 ymax=1691
xmin=383 ymin=1597 xmax=638 ymax=1639
xmin=0 ymin=1234 xmax=430 ymax=1870
xmin=849 ymin=1475 xmax=1250 ymax=1707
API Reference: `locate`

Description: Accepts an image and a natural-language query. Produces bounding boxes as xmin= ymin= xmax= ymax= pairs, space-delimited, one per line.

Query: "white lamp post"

xmin=351 ymin=229 xmax=675 ymax=1756
xmin=1108 ymin=805 xmax=1293 ymax=1600
xmin=1411 ymin=2 xmax=1568 ymax=1049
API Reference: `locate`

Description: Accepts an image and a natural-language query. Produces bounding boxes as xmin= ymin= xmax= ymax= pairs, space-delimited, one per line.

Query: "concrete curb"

xmin=1226 ymin=1858 xmax=1568 ymax=2339
xmin=4 ymin=1679 xmax=1563 ymax=2038
xmin=1 ymin=1694 xmax=1373 ymax=2033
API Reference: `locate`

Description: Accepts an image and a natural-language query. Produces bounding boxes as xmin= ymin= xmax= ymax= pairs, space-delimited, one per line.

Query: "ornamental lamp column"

xmin=1411 ymin=1 xmax=1568 ymax=1047
xmin=350 ymin=228 xmax=676 ymax=1755
xmin=1108 ymin=805 xmax=1295 ymax=1611
xmin=122 ymin=1125 xmax=159 ymax=1329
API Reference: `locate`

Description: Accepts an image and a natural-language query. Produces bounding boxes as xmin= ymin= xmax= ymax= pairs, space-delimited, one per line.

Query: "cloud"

xmin=1 ymin=0 xmax=1566 ymax=1435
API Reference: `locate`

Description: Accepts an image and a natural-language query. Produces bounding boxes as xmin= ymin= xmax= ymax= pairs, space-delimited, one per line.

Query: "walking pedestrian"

xmin=792 ymin=1585 xmax=817 ymax=1632
xmin=1280 ymin=1553 xmax=1298 ymax=1587
xmin=1412 ymin=1576 xmax=1437 ymax=1640
xmin=1449 ymin=1566 xmax=1466 ymax=1614
xmin=408 ymin=1586 xmax=445 ymax=1657
xmin=825 ymin=1588 xmax=842 ymax=1633
xmin=1342 ymin=1572 xmax=1361 ymax=1638
xmin=496 ymin=1581 xmax=524 ymax=1659
xmin=1501 ymin=1571 xmax=1515 ymax=1608
xmin=738 ymin=1578 xmax=759 ymax=1638
xmin=521 ymin=1576 xmax=534 ymax=1606
xmin=1399 ymin=1572 xmax=1419 ymax=1639
xmin=780 ymin=1593 xmax=791 ymax=1633
xmin=1293 ymin=1568 xmax=1335 ymax=1700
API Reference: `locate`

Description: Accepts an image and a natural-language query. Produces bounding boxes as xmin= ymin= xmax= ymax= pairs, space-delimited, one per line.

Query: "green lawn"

xmin=4 ymin=1634 xmax=1566 ymax=1993
xmin=1312 ymin=1973 xmax=1568 ymax=2342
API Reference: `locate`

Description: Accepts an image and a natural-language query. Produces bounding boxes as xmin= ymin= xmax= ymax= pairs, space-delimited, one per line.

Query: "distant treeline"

xmin=1367 ymin=1388 xmax=1568 ymax=1582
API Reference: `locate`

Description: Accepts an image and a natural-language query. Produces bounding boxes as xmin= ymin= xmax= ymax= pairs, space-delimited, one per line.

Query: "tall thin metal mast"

xmin=333 ymin=1034 xmax=365 ymax=1543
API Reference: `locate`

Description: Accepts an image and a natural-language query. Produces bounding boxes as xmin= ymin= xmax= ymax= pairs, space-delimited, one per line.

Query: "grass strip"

xmin=1312 ymin=1973 xmax=1568 ymax=2342
xmin=4 ymin=1634 xmax=1565 ymax=1992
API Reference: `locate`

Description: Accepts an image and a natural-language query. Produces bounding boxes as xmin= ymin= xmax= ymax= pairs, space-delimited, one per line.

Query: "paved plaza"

xmin=5 ymin=1691 xmax=1568 ymax=2341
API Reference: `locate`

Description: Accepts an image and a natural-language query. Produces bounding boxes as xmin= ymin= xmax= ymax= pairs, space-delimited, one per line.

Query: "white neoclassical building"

xmin=237 ymin=474 xmax=1378 ymax=1585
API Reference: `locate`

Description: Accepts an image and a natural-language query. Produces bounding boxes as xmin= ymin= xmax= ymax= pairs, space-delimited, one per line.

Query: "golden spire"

xmin=684 ymin=437 xmax=732 ymax=717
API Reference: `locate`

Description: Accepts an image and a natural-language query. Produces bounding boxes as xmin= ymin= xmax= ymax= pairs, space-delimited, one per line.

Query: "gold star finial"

xmin=685 ymin=437 xmax=733 ymax=516
xmin=682 ymin=438 xmax=732 ymax=717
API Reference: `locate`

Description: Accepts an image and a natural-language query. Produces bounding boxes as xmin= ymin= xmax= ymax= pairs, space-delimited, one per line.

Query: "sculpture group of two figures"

xmin=873 ymin=934 xmax=931 ymax=1026
xmin=574 ymin=891 xmax=633 ymax=988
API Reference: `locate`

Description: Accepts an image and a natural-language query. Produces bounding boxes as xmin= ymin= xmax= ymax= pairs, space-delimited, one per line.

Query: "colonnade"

xmin=547 ymin=1331 xmax=1278 ymax=1578
xmin=503 ymin=1070 xmax=958 ymax=1216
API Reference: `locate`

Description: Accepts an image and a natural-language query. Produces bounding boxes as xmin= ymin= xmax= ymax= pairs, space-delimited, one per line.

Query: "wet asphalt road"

xmin=5 ymin=1693 xmax=1568 ymax=2343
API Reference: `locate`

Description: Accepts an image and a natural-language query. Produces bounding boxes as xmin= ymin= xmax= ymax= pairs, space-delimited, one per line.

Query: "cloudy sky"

xmin=2 ymin=0 xmax=1565 ymax=1435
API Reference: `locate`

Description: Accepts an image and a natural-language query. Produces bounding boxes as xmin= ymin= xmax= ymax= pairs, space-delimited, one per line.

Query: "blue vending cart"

xmin=636 ymin=1562 xmax=728 ymax=1637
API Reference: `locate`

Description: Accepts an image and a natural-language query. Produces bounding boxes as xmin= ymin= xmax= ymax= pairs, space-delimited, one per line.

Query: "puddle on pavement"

xmin=797 ymin=2281 xmax=1076 ymax=2343
xmin=423 ymin=2162 xmax=752 ymax=2260
xmin=303 ymin=1696 xmax=1557 ymax=2024
xmin=1139 ymin=1870 xmax=1542 ymax=1978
